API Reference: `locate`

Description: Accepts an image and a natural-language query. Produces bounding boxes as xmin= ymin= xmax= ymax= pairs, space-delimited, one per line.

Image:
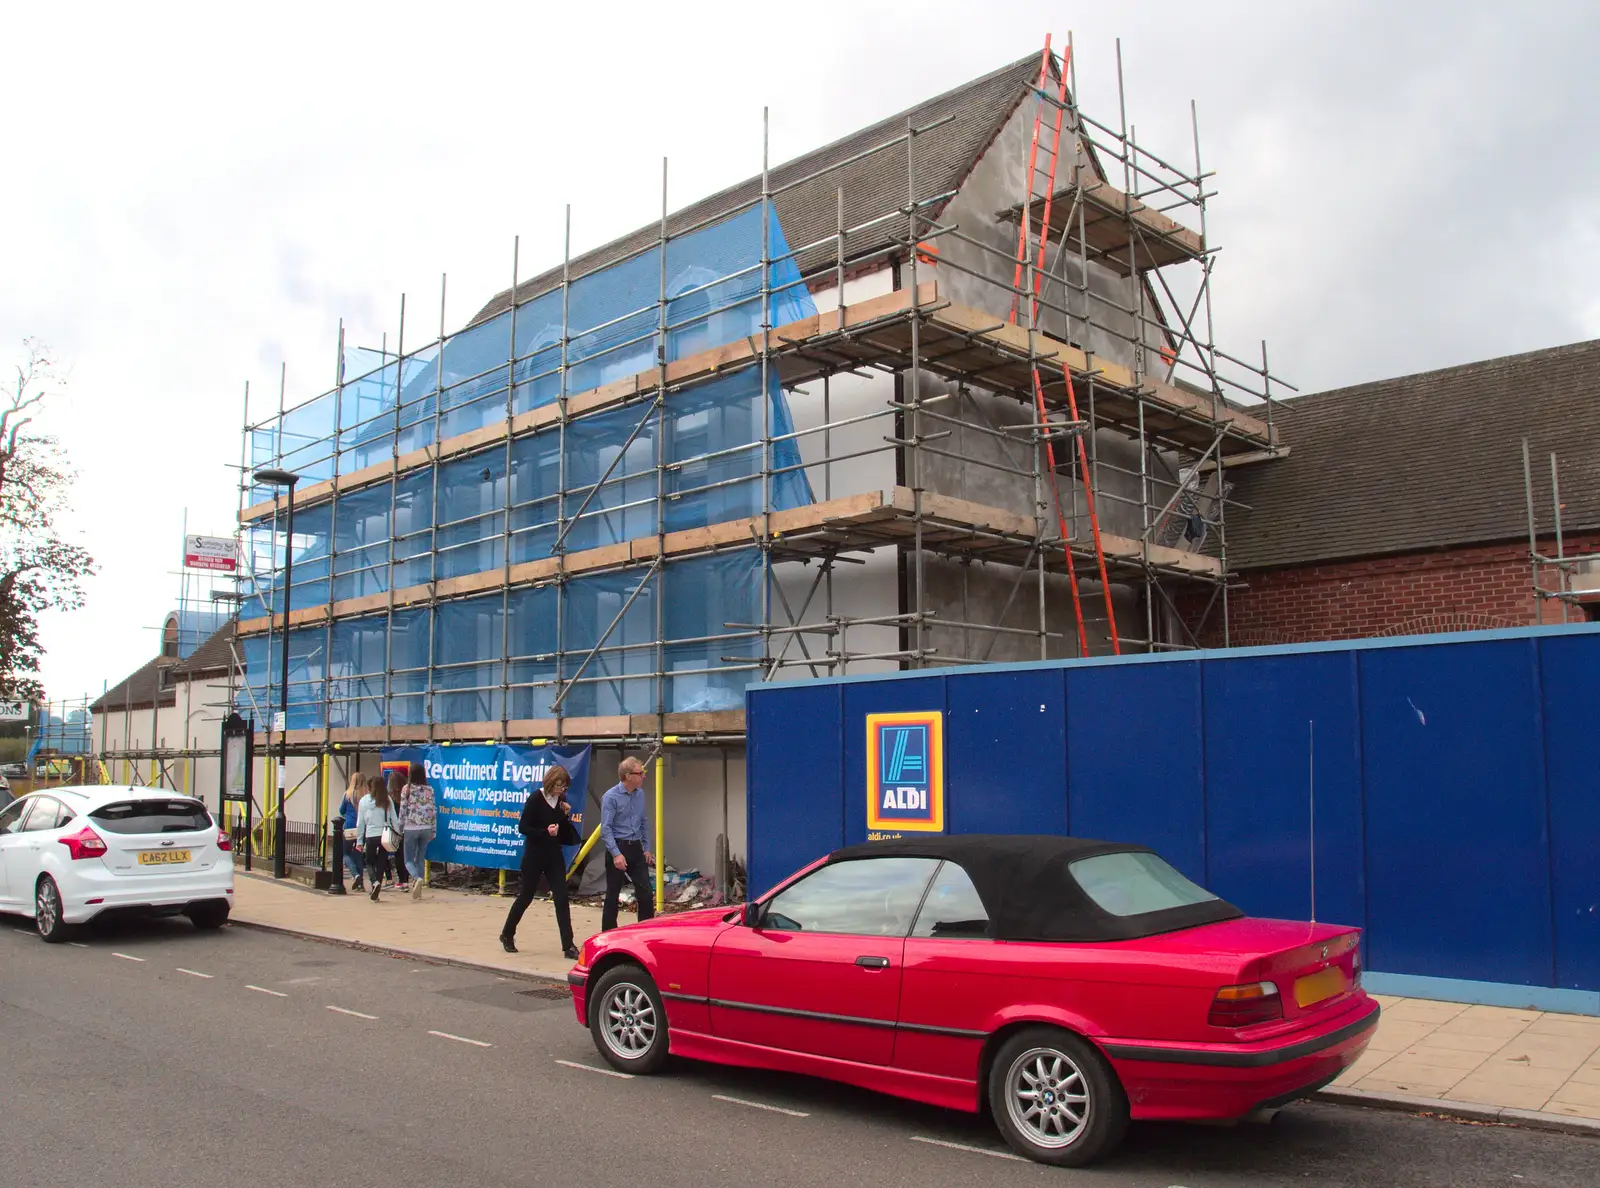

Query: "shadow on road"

xmin=0 ymin=909 xmax=233 ymax=948
xmin=648 ymin=1055 xmax=1594 ymax=1179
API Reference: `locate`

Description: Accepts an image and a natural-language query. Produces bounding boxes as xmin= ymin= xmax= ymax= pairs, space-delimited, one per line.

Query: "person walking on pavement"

xmin=354 ymin=772 xmax=401 ymax=902
xmin=599 ymin=755 xmax=654 ymax=932
xmin=386 ymin=769 xmax=411 ymax=892
xmin=338 ymin=770 xmax=365 ymax=891
xmin=500 ymin=765 xmax=580 ymax=957
xmin=399 ymin=761 xmax=436 ymax=900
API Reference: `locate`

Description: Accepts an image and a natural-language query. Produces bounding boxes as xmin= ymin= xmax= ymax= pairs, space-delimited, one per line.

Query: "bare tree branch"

xmin=0 ymin=338 xmax=96 ymax=703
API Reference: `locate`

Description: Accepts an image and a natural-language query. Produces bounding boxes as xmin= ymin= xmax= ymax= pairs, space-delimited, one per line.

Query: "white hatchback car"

xmin=0 ymin=785 xmax=234 ymax=941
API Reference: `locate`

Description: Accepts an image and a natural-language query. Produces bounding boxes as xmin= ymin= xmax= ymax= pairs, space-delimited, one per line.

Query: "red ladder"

xmin=1009 ymin=36 xmax=1122 ymax=656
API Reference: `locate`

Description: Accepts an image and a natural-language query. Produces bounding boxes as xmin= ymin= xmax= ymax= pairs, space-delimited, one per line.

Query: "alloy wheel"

xmin=599 ymin=982 xmax=657 ymax=1060
xmin=1004 ymin=1046 xmax=1090 ymax=1149
xmin=36 ymin=880 xmax=60 ymax=938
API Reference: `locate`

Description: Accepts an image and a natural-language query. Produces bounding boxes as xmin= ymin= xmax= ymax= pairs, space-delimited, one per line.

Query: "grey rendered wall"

xmin=904 ymin=95 xmax=1199 ymax=656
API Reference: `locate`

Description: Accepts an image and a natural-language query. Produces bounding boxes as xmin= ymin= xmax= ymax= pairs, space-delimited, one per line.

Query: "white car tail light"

xmin=59 ymin=825 xmax=109 ymax=861
xmin=217 ymin=828 xmax=233 ymax=852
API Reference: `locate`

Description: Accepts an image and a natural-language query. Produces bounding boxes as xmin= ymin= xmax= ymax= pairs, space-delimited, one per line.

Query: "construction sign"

xmin=184 ymin=535 xmax=237 ymax=572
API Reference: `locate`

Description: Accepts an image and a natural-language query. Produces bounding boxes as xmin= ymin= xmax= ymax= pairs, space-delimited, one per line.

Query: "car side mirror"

xmin=741 ymin=901 xmax=762 ymax=928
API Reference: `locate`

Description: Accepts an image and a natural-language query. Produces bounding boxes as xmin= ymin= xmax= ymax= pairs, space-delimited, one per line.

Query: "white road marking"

xmin=112 ymin=953 xmax=145 ymax=962
xmin=69 ymin=942 xmax=89 ymax=948
xmin=327 ymin=1005 xmax=378 ymax=1020
xmin=555 ymin=1058 xmax=632 ymax=1079
xmin=910 ymin=1137 xmax=1026 ymax=1162
xmin=712 ymin=1094 xmax=809 ymax=1117
xmin=429 ymin=1030 xmax=491 ymax=1048
xmin=246 ymin=984 xmax=288 ymax=997
xmin=176 ymin=968 xmax=214 ymax=979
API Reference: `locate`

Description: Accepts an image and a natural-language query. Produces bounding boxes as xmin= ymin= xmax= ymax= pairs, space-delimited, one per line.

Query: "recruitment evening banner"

xmin=380 ymin=743 xmax=591 ymax=870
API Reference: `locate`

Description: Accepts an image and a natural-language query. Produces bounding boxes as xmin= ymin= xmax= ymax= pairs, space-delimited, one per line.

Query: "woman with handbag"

xmin=500 ymin=765 xmax=581 ymax=958
xmin=399 ymin=761 xmax=436 ymax=900
xmin=386 ymin=769 xmax=411 ymax=892
xmin=354 ymin=772 xmax=402 ymax=902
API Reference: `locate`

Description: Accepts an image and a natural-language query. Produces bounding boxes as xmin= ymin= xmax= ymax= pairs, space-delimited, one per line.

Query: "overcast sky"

xmin=5 ymin=0 xmax=1597 ymax=702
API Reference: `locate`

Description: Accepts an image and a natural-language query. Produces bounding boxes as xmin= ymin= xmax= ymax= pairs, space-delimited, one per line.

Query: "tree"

xmin=0 ymin=340 xmax=96 ymax=704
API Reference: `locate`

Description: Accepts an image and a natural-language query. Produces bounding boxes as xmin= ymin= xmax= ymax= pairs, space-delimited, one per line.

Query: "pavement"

xmin=232 ymin=866 xmax=598 ymax=979
xmin=226 ymin=870 xmax=1600 ymax=1134
xmin=3 ymin=916 xmax=1597 ymax=1188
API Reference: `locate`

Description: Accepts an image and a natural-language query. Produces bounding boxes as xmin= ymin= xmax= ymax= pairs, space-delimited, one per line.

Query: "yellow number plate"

xmin=137 ymin=850 xmax=191 ymax=866
xmin=1294 ymin=966 xmax=1349 ymax=1008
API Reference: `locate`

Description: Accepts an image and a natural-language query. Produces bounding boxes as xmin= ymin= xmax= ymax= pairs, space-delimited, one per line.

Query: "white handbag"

xmin=380 ymin=809 xmax=400 ymax=853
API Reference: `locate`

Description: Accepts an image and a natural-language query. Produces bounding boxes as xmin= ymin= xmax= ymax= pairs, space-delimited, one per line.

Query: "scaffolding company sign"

xmin=0 ymin=701 xmax=29 ymax=721
xmin=380 ymin=743 xmax=592 ymax=870
xmin=184 ymin=535 xmax=237 ymax=572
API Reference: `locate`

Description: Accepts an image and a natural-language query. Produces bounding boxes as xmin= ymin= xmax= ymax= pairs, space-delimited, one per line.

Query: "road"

xmin=1 ymin=914 xmax=1594 ymax=1188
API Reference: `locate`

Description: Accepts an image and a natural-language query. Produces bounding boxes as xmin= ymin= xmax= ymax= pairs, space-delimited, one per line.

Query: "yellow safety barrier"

xmin=318 ymin=754 xmax=329 ymax=866
xmin=654 ymin=757 xmax=665 ymax=907
xmin=565 ymin=817 xmax=603 ymax=879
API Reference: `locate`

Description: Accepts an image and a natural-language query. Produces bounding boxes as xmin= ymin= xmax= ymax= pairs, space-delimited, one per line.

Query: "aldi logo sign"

xmin=866 ymin=710 xmax=945 ymax=834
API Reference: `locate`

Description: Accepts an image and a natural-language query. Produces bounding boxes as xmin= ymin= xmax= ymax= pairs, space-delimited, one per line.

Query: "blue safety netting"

xmin=239 ymin=550 xmax=763 ymax=727
xmin=249 ymin=203 xmax=814 ymax=507
xmin=176 ymin=607 xmax=230 ymax=660
xmin=242 ymin=201 xmax=816 ymax=643
xmin=29 ymin=704 xmax=93 ymax=758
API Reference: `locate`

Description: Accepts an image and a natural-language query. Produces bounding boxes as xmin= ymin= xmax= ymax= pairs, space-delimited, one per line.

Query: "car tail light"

xmin=217 ymin=828 xmax=233 ymax=852
xmin=59 ymin=826 xmax=109 ymax=861
xmin=1209 ymin=980 xmax=1283 ymax=1028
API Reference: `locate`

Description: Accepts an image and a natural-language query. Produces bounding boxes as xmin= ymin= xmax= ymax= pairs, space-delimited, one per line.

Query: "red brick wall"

xmin=1180 ymin=533 xmax=1600 ymax=647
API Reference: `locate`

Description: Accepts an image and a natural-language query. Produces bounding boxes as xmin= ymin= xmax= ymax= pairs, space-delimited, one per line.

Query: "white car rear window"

xmin=92 ymin=800 xmax=212 ymax=834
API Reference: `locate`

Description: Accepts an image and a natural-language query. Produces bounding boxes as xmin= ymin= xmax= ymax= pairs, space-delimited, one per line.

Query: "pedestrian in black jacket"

xmin=501 ymin=766 xmax=581 ymax=958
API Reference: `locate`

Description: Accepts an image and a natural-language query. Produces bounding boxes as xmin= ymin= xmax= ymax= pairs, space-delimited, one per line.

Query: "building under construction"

xmin=117 ymin=43 xmax=1292 ymax=874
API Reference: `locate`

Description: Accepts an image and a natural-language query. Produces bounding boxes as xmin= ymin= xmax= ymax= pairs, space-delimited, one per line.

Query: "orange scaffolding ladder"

xmin=1009 ymin=35 xmax=1122 ymax=656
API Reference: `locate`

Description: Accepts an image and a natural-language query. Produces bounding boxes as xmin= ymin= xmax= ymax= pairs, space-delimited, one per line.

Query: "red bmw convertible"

xmin=567 ymin=835 xmax=1378 ymax=1167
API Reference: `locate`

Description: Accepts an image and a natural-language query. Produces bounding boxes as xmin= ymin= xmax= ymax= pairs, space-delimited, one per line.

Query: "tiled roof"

xmin=90 ymin=623 xmax=238 ymax=713
xmin=470 ymin=51 xmax=1044 ymax=324
xmin=1225 ymin=338 xmax=1600 ymax=570
xmin=90 ymin=656 xmax=177 ymax=713
xmin=173 ymin=622 xmax=237 ymax=678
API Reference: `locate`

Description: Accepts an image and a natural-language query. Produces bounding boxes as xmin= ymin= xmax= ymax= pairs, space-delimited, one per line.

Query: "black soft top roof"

xmin=827 ymin=834 xmax=1243 ymax=942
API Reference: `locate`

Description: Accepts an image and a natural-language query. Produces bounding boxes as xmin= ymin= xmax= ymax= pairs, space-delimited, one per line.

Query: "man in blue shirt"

xmin=599 ymin=755 xmax=655 ymax=930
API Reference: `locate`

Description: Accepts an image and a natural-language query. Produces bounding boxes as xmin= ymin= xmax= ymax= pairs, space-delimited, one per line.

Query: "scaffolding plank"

xmin=237 ymin=483 xmax=1222 ymax=638
xmin=241 ymin=281 xmax=1271 ymax=524
xmin=1000 ymin=175 xmax=1205 ymax=274
xmin=264 ymin=711 xmax=746 ymax=750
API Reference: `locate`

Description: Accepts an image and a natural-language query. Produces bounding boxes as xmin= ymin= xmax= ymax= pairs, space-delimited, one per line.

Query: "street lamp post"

xmin=253 ymin=467 xmax=300 ymax=880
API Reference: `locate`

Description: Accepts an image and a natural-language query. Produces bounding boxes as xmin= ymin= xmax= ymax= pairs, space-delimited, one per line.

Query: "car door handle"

xmin=855 ymin=955 xmax=890 ymax=969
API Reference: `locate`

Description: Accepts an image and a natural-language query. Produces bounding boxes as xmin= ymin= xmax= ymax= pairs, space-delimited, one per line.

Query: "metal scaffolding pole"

xmin=222 ymin=37 xmax=1290 ymax=765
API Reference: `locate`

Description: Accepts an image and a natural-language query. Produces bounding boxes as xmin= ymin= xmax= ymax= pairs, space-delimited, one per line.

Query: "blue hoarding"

xmin=746 ymin=624 xmax=1600 ymax=1002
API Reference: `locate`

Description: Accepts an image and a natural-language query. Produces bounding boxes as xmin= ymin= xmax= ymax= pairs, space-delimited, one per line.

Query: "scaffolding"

xmin=231 ymin=39 xmax=1291 ymax=759
xmin=18 ymin=695 xmax=96 ymax=789
xmin=1523 ymin=440 xmax=1595 ymax=622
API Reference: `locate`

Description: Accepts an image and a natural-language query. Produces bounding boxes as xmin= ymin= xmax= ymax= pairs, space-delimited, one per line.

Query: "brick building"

xmin=1186 ymin=338 xmax=1600 ymax=646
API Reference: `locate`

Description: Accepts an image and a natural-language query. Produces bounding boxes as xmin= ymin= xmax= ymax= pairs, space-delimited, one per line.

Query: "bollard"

xmin=273 ymin=815 xmax=287 ymax=880
xmin=328 ymin=816 xmax=347 ymax=895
